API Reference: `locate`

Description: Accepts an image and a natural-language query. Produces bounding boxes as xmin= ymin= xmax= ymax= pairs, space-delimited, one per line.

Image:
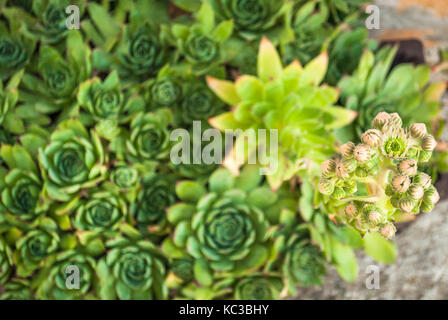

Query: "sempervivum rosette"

xmin=163 ymin=166 xmax=283 ymax=287
xmin=0 ymin=237 xmax=13 ymax=284
xmin=72 ymin=188 xmax=128 ymax=232
xmin=209 ymin=0 xmax=291 ymax=41
xmin=283 ymin=226 xmax=326 ymax=292
xmin=35 ymin=250 xmax=97 ymax=300
xmin=97 ymin=238 xmax=168 ymax=300
xmin=0 ymin=144 xmax=44 ymax=225
xmin=38 ymin=119 xmax=107 ymax=202
xmin=77 ymin=71 xmax=145 ymax=125
xmin=126 ymin=108 xmax=172 ymax=163
xmin=172 ymin=1 xmax=233 ymax=75
xmin=233 ymin=275 xmax=283 ymax=300
xmin=0 ymin=20 xmax=35 ymax=81
xmin=19 ymin=30 xmax=91 ymax=114
xmin=108 ymin=162 xmax=140 ymax=202
xmin=13 ymin=218 xmax=60 ymax=277
xmin=3 ymin=0 xmax=85 ymax=44
xmin=0 ymin=278 xmax=34 ymax=300
xmin=130 ymin=173 xmax=177 ymax=235
xmin=175 ymin=79 xmax=224 ymax=127
xmin=0 ymin=71 xmax=21 ymax=132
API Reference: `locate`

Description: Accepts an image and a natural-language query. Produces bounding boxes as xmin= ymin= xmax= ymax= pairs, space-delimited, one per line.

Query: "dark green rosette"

xmin=0 ymin=19 xmax=35 ymax=82
xmin=0 ymin=144 xmax=45 ymax=225
xmin=19 ymin=30 xmax=91 ymax=117
xmin=0 ymin=278 xmax=34 ymax=299
xmin=72 ymin=187 xmax=128 ymax=232
xmin=175 ymin=79 xmax=224 ymax=127
xmin=166 ymin=258 xmax=195 ymax=289
xmin=163 ymin=165 xmax=282 ymax=287
xmin=3 ymin=0 xmax=86 ymax=44
xmin=140 ymin=66 xmax=183 ymax=111
xmin=0 ymin=237 xmax=13 ymax=284
xmin=171 ymin=1 xmax=233 ymax=75
xmin=209 ymin=0 xmax=292 ymax=42
xmin=283 ymin=226 xmax=326 ymax=290
xmin=13 ymin=218 xmax=60 ymax=277
xmin=92 ymin=10 xmax=168 ymax=85
xmin=38 ymin=119 xmax=107 ymax=203
xmin=125 ymin=108 xmax=173 ymax=163
xmin=108 ymin=162 xmax=141 ymax=202
xmin=97 ymin=237 xmax=168 ymax=300
xmin=35 ymin=250 xmax=97 ymax=300
xmin=130 ymin=173 xmax=177 ymax=235
xmin=234 ymin=275 xmax=283 ymax=300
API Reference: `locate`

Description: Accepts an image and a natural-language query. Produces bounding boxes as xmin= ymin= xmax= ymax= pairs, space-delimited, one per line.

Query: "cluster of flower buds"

xmin=318 ymin=112 xmax=440 ymax=238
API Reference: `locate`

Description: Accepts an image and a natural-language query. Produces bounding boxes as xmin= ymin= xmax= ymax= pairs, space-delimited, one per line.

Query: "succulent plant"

xmin=0 ymin=237 xmax=13 ymax=284
xmin=171 ymin=1 xmax=233 ymax=75
xmin=0 ymin=19 xmax=35 ymax=81
xmin=233 ymin=274 xmax=283 ymax=300
xmin=319 ymin=112 xmax=440 ymax=239
xmin=0 ymin=278 xmax=34 ymax=299
xmin=38 ymin=119 xmax=107 ymax=202
xmin=97 ymin=237 xmax=168 ymax=300
xmin=338 ymin=47 xmax=446 ymax=141
xmin=208 ymin=37 xmax=356 ymax=188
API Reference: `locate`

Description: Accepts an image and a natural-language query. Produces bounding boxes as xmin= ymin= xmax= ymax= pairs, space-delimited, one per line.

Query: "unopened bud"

xmin=340 ymin=142 xmax=355 ymax=159
xmin=410 ymin=123 xmax=427 ymax=139
xmin=332 ymin=187 xmax=346 ymax=200
xmin=424 ymin=186 xmax=440 ymax=205
xmin=421 ymin=199 xmax=435 ymax=213
xmin=354 ymin=144 xmax=371 ymax=162
xmin=398 ymin=159 xmax=417 ymax=176
xmin=421 ymin=135 xmax=437 ymax=152
xmin=362 ymin=129 xmax=382 ymax=147
xmin=399 ymin=197 xmax=415 ymax=213
xmin=391 ymin=175 xmax=411 ymax=193
xmin=408 ymin=184 xmax=424 ymax=200
xmin=368 ymin=210 xmax=382 ymax=225
xmin=413 ymin=172 xmax=432 ymax=190
xmin=380 ymin=223 xmax=396 ymax=239
xmin=355 ymin=167 xmax=368 ymax=178
xmin=342 ymin=158 xmax=357 ymax=173
xmin=336 ymin=162 xmax=349 ymax=179
xmin=372 ymin=112 xmax=391 ymax=130
xmin=321 ymin=159 xmax=336 ymax=178
xmin=318 ymin=178 xmax=334 ymax=195
xmin=345 ymin=204 xmax=358 ymax=218
xmin=418 ymin=150 xmax=432 ymax=162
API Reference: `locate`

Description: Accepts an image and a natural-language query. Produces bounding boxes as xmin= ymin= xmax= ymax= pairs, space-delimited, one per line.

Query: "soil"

xmin=398 ymin=0 xmax=448 ymax=18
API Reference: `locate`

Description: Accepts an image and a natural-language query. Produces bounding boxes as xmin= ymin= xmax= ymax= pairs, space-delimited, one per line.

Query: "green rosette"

xmin=163 ymin=166 xmax=283 ymax=286
xmin=125 ymin=108 xmax=172 ymax=163
xmin=97 ymin=237 xmax=168 ymax=300
xmin=234 ymin=275 xmax=283 ymax=300
xmin=0 ymin=278 xmax=34 ymax=300
xmin=209 ymin=0 xmax=292 ymax=41
xmin=35 ymin=250 xmax=97 ymax=300
xmin=0 ymin=144 xmax=45 ymax=225
xmin=38 ymin=119 xmax=106 ymax=202
xmin=0 ymin=19 xmax=34 ymax=81
xmin=13 ymin=218 xmax=60 ymax=277
xmin=130 ymin=173 xmax=177 ymax=235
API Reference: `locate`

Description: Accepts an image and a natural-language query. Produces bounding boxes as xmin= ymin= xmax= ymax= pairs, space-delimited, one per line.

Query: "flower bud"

xmin=410 ymin=123 xmax=427 ymax=139
xmin=408 ymin=184 xmax=424 ymax=200
xmin=390 ymin=195 xmax=400 ymax=208
xmin=362 ymin=129 xmax=382 ymax=147
xmin=344 ymin=180 xmax=357 ymax=194
xmin=424 ymin=186 xmax=440 ymax=205
xmin=321 ymin=159 xmax=336 ymax=178
xmin=418 ymin=150 xmax=432 ymax=162
xmin=318 ymin=178 xmax=334 ymax=195
xmin=385 ymin=184 xmax=395 ymax=197
xmin=354 ymin=144 xmax=371 ymax=162
xmin=391 ymin=175 xmax=411 ymax=193
xmin=342 ymin=158 xmax=357 ymax=173
xmin=331 ymin=187 xmax=346 ymax=200
xmin=413 ymin=172 xmax=432 ymax=190
xmin=398 ymin=159 xmax=417 ymax=176
xmin=340 ymin=142 xmax=355 ymax=159
xmin=399 ymin=197 xmax=415 ymax=213
xmin=345 ymin=204 xmax=358 ymax=219
xmin=335 ymin=162 xmax=349 ymax=179
xmin=387 ymin=113 xmax=403 ymax=129
xmin=420 ymin=199 xmax=435 ymax=213
xmin=421 ymin=135 xmax=437 ymax=152
xmin=368 ymin=210 xmax=383 ymax=225
xmin=372 ymin=112 xmax=391 ymax=130
xmin=380 ymin=223 xmax=396 ymax=239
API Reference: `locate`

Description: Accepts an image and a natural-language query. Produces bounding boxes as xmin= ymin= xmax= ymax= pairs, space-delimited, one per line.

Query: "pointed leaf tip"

xmin=206 ymin=76 xmax=240 ymax=106
xmin=258 ymin=37 xmax=283 ymax=82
